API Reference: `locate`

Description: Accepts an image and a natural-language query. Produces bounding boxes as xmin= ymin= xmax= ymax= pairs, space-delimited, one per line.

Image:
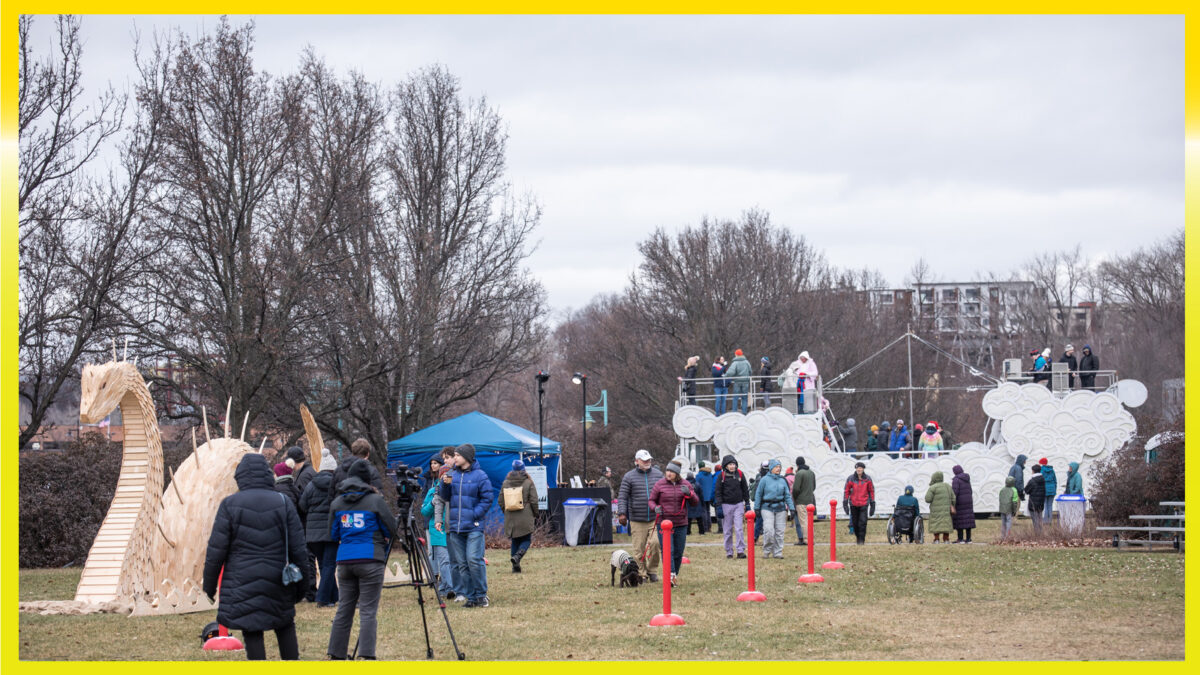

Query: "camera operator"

xmin=327 ymin=459 xmax=394 ymax=660
xmin=439 ymin=444 xmax=494 ymax=608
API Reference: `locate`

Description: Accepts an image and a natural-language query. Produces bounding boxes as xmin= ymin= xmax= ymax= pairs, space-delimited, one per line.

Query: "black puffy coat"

xmin=950 ymin=465 xmax=976 ymax=529
xmin=203 ymin=454 xmax=309 ymax=632
xmin=294 ymin=463 xmax=317 ymax=494
xmin=297 ymin=470 xmax=336 ymax=543
xmin=274 ymin=475 xmax=300 ymax=507
xmin=713 ymin=456 xmax=751 ymax=509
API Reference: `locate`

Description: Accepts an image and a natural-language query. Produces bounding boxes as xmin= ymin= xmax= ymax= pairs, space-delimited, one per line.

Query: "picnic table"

xmin=1096 ymin=501 xmax=1185 ymax=552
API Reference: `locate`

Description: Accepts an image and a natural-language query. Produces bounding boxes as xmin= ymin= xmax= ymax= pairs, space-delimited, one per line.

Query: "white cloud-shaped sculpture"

xmin=673 ymin=383 xmax=1136 ymax=516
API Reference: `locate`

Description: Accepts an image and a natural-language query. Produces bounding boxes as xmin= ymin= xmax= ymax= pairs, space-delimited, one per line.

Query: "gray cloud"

xmin=36 ymin=14 xmax=1183 ymax=309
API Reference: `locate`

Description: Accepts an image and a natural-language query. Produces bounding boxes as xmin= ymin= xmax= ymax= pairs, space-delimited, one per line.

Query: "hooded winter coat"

xmin=274 ymin=474 xmax=300 ymax=507
xmin=499 ymin=470 xmax=539 ymax=538
xmin=1024 ymin=472 xmax=1046 ymax=512
xmin=649 ymin=475 xmax=700 ymax=528
xmin=1042 ymin=464 xmax=1058 ymax=497
xmin=841 ymin=419 xmax=859 ymax=453
xmin=438 ymin=460 xmax=495 ymax=534
xmin=950 ymin=465 xmax=976 ymax=529
xmin=331 ymin=477 xmax=395 ymax=563
xmin=1079 ymin=350 xmax=1100 ymax=387
xmin=713 ymin=455 xmax=751 ymax=509
xmin=203 ymin=454 xmax=309 ymax=632
xmin=1065 ymin=462 xmax=1084 ymax=496
xmin=293 ymin=463 xmax=317 ymax=495
xmin=924 ymin=471 xmax=954 ymax=534
xmin=1008 ymin=455 xmax=1027 ymax=500
xmin=895 ymin=487 xmax=921 ymax=513
xmin=792 ymin=462 xmax=816 ymax=506
xmin=998 ymin=477 xmax=1019 ymax=516
xmin=618 ymin=464 xmax=665 ymax=522
xmin=333 ymin=455 xmax=386 ymax=492
xmin=754 ymin=462 xmax=795 ymax=513
xmin=297 ymin=469 xmax=336 ymax=543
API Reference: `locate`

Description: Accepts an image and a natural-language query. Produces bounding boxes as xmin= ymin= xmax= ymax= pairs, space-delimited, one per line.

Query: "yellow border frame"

xmin=2 ymin=5 xmax=1195 ymax=671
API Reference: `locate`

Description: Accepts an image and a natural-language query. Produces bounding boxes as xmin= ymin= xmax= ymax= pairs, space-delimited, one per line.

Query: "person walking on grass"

xmin=618 ymin=449 xmax=664 ymax=582
xmin=499 ymin=459 xmax=539 ymax=574
xmin=843 ymin=461 xmax=876 ymax=545
xmin=754 ymin=459 xmax=795 ymax=559
xmin=998 ymin=476 xmax=1019 ymax=540
xmin=791 ymin=457 xmax=815 ymax=545
xmin=649 ymin=459 xmax=700 ymax=587
xmin=713 ymin=454 xmax=751 ymax=559
xmin=204 ymin=454 xmax=309 ymax=660
xmin=950 ymin=465 xmax=976 ymax=543
xmin=924 ymin=470 xmax=954 ymax=543
xmin=420 ymin=464 xmax=456 ymax=600
xmin=1024 ymin=464 xmax=1046 ymax=534
xmin=327 ymin=460 xmax=394 ymax=659
xmin=439 ymin=444 xmax=494 ymax=608
xmin=298 ymin=448 xmax=340 ymax=607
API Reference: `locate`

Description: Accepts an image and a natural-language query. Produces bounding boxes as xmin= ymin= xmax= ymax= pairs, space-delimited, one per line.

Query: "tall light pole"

xmin=572 ymin=372 xmax=588 ymax=480
xmin=535 ymin=371 xmax=550 ymax=460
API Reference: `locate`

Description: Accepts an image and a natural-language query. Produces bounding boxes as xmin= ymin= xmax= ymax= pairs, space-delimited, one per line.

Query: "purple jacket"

xmin=951 ymin=465 xmax=976 ymax=529
xmin=649 ymin=477 xmax=700 ymax=529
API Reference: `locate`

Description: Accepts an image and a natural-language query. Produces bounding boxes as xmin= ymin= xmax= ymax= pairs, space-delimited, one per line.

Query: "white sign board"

xmin=525 ymin=464 xmax=549 ymax=510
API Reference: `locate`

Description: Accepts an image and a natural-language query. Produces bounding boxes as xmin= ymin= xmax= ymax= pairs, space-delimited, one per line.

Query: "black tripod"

xmin=373 ymin=501 xmax=465 ymax=660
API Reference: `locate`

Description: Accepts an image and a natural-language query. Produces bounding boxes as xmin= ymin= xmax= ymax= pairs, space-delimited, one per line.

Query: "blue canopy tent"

xmin=386 ymin=411 xmax=561 ymax=532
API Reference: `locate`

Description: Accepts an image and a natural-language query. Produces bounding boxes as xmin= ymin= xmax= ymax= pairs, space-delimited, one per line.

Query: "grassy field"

xmin=19 ymin=518 xmax=1185 ymax=660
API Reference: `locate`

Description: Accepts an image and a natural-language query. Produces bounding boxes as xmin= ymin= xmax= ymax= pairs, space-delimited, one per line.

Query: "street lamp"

xmin=535 ymin=371 xmax=550 ymax=459
xmin=572 ymin=372 xmax=588 ymax=480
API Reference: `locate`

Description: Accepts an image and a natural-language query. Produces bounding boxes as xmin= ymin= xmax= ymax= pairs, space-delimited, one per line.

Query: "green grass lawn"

xmin=19 ymin=518 xmax=1185 ymax=660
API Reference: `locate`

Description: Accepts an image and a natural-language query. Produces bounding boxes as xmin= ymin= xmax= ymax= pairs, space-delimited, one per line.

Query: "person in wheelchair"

xmin=888 ymin=485 xmax=923 ymax=544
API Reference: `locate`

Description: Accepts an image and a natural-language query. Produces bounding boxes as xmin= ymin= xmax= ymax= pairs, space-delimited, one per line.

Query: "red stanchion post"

xmin=823 ymin=499 xmax=845 ymax=570
xmin=798 ymin=504 xmax=825 ymax=583
xmin=649 ymin=520 xmax=685 ymax=626
xmin=737 ymin=510 xmax=766 ymax=602
xmin=203 ymin=567 xmax=244 ymax=651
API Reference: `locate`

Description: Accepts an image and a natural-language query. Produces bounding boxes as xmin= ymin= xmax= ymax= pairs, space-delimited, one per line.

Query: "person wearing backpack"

xmin=499 ymin=459 xmax=539 ymax=573
xmin=713 ymin=454 xmax=751 ymax=559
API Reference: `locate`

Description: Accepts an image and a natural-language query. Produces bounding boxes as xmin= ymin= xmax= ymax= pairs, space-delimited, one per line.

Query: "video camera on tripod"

xmin=379 ymin=463 xmax=465 ymax=660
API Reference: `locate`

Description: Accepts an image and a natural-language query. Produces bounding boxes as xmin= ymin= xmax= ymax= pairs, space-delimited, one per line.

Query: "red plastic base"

xmin=821 ymin=561 xmax=845 ymax=570
xmin=649 ymin=613 xmax=686 ymax=626
xmin=681 ymin=556 xmax=691 ymax=564
xmin=798 ymin=573 xmax=825 ymax=584
xmin=203 ymin=636 xmax=245 ymax=651
xmin=737 ymin=590 xmax=767 ymax=602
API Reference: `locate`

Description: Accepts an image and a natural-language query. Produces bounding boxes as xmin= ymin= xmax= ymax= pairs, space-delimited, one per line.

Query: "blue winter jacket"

xmin=330 ymin=477 xmax=394 ymax=563
xmin=696 ymin=469 xmax=717 ymax=502
xmin=754 ymin=465 xmax=796 ymax=513
xmin=889 ymin=427 xmax=910 ymax=454
xmin=1042 ymin=465 xmax=1058 ymax=496
xmin=438 ymin=460 xmax=495 ymax=534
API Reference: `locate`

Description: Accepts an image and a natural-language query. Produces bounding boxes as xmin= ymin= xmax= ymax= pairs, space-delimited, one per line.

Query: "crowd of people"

xmin=203 ymin=438 xmax=539 ymax=660
xmin=680 ymin=350 xmax=821 ymax=414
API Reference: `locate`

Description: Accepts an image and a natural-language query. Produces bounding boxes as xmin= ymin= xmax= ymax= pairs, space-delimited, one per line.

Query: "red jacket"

xmin=649 ymin=477 xmax=700 ymax=528
xmin=843 ymin=473 xmax=875 ymax=507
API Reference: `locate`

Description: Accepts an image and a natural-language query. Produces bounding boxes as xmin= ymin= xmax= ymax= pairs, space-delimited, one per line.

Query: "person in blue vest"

xmin=1038 ymin=458 xmax=1058 ymax=523
xmin=888 ymin=419 xmax=909 ymax=459
xmin=438 ymin=443 xmax=495 ymax=608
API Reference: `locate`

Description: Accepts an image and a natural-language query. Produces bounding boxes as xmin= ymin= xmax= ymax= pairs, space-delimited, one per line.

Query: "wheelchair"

xmin=886 ymin=505 xmax=924 ymax=544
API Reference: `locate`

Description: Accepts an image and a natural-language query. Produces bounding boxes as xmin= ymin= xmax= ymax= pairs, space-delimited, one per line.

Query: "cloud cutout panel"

xmin=673 ymin=383 xmax=1136 ymax=515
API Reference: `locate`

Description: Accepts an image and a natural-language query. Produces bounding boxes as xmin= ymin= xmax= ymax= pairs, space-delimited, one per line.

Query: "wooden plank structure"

xmin=70 ymin=350 xmax=252 ymax=615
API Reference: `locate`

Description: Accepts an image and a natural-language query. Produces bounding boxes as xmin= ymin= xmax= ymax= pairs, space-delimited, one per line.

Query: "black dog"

xmin=610 ymin=549 xmax=643 ymax=587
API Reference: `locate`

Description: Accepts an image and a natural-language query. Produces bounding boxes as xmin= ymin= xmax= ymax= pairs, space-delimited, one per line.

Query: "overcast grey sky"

xmin=31 ymin=14 xmax=1184 ymax=312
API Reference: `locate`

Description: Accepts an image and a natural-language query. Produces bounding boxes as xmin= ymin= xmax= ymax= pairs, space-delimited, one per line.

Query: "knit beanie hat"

xmin=349 ymin=459 xmax=373 ymax=483
xmin=456 ymin=443 xmax=476 ymax=465
xmin=1039 ymin=457 xmax=1048 ymax=465
xmin=286 ymin=446 xmax=305 ymax=463
xmin=512 ymin=459 xmax=525 ymax=472
xmin=735 ymin=349 xmax=744 ymax=356
xmin=319 ymin=448 xmax=336 ymax=472
xmin=666 ymin=460 xmax=683 ymax=476
xmin=273 ymin=462 xmax=293 ymax=478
